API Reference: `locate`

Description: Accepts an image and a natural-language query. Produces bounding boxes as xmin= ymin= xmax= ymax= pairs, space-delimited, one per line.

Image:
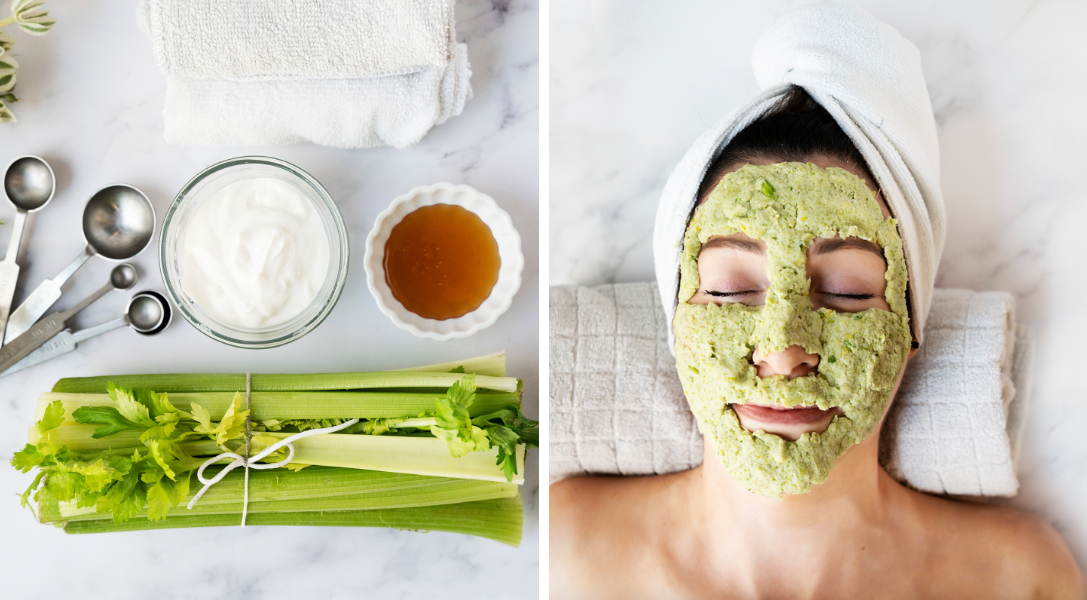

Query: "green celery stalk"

xmin=395 ymin=351 xmax=507 ymax=377
xmin=262 ymin=433 xmax=526 ymax=484
xmin=34 ymin=390 xmax=521 ymax=423
xmin=46 ymin=467 xmax=518 ymax=522
xmin=52 ymin=371 xmax=519 ymax=394
xmin=61 ymin=496 xmax=525 ymax=547
xmin=26 ymin=426 xmax=525 ymax=484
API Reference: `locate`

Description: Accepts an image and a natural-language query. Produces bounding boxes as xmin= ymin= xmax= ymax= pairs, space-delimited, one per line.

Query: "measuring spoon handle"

xmin=0 ymin=316 xmax=127 ymax=377
xmin=0 ymin=278 xmax=119 ymax=372
xmin=3 ymin=246 xmax=94 ymax=344
xmin=0 ymin=211 xmax=28 ymax=339
xmin=70 ymin=316 xmax=128 ymax=344
xmin=0 ymin=329 xmax=76 ymax=377
xmin=0 ymin=312 xmax=67 ymax=373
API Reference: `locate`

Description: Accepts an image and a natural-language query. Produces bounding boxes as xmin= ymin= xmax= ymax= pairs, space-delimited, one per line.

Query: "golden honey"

xmin=383 ymin=204 xmax=501 ymax=320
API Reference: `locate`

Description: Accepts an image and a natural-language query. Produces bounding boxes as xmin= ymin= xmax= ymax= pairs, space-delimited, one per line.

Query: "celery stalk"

xmin=34 ymin=390 xmax=521 ymax=423
xmin=61 ymin=496 xmax=525 ymax=547
xmin=397 ymin=351 xmax=508 ymax=377
xmin=46 ymin=467 xmax=518 ymax=522
xmin=51 ymin=371 xmax=520 ymax=394
xmin=27 ymin=425 xmax=525 ymax=484
xmin=263 ymin=433 xmax=526 ymax=484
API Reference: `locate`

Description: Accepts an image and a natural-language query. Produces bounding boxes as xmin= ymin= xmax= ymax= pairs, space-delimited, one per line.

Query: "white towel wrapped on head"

xmin=136 ymin=0 xmax=472 ymax=149
xmin=550 ymin=283 xmax=1033 ymax=497
xmin=653 ymin=3 xmax=945 ymax=349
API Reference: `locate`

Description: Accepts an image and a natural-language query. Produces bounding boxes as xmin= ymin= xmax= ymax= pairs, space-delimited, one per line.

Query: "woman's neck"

xmin=682 ymin=425 xmax=907 ymax=589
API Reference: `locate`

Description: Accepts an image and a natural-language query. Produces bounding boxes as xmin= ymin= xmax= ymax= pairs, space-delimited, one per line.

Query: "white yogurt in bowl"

xmin=179 ymin=178 xmax=330 ymax=328
xmin=159 ymin=156 xmax=349 ymax=349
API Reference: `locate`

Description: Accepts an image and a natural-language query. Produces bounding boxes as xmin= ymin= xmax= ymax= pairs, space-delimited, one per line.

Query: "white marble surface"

xmin=0 ymin=0 xmax=538 ymax=597
xmin=552 ymin=0 xmax=1087 ymax=571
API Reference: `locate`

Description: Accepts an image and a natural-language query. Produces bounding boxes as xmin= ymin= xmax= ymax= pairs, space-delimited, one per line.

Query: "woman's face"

xmin=672 ymin=158 xmax=913 ymax=497
xmin=689 ymin=156 xmax=897 ymax=441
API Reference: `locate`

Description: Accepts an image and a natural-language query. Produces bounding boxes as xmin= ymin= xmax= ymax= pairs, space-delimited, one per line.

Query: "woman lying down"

xmin=550 ymin=6 xmax=1084 ymax=598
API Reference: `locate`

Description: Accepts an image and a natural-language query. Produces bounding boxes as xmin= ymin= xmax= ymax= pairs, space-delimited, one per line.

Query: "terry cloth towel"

xmin=136 ymin=0 xmax=471 ymax=149
xmin=653 ymin=3 xmax=945 ymax=350
xmin=139 ymin=0 xmax=455 ymax=80
xmin=550 ymin=283 xmax=1033 ymax=497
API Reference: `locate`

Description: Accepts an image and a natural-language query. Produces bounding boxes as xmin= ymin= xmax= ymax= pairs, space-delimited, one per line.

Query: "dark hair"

xmin=697 ymin=86 xmax=878 ymax=202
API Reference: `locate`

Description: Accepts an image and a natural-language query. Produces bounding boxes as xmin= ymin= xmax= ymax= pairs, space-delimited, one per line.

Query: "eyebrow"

xmin=700 ymin=236 xmax=764 ymax=254
xmin=811 ymin=237 xmax=884 ymax=258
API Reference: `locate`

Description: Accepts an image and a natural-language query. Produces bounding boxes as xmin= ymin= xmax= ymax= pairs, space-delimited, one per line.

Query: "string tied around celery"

xmin=186 ymin=372 xmax=358 ymax=525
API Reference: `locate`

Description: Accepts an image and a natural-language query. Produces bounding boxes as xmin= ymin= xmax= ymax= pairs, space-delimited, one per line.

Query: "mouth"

xmin=729 ymin=403 xmax=837 ymax=426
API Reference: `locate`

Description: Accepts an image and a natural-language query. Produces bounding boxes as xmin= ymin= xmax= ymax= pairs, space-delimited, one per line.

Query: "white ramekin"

xmin=364 ymin=183 xmax=523 ymax=341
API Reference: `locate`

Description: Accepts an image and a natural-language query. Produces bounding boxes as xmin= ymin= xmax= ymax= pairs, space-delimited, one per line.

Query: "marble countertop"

xmin=0 ymin=0 xmax=539 ymax=597
xmin=552 ymin=0 xmax=1087 ymax=571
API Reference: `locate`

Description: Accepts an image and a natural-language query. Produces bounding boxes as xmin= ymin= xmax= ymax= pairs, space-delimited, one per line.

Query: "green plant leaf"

xmin=107 ymin=382 xmax=155 ymax=427
xmin=11 ymin=0 xmax=56 ymax=36
xmin=73 ymin=405 xmax=142 ymax=438
xmin=9 ymin=443 xmax=43 ymax=472
xmin=0 ymin=92 xmax=14 ymax=122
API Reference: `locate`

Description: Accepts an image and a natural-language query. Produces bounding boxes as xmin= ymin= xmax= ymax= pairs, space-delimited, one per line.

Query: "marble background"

xmin=551 ymin=0 xmax=1087 ymax=571
xmin=0 ymin=0 xmax=539 ymax=597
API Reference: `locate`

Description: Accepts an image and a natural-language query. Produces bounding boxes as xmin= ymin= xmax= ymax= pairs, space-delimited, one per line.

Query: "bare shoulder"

xmin=550 ymin=473 xmax=685 ymax=599
xmin=908 ymin=491 xmax=1085 ymax=599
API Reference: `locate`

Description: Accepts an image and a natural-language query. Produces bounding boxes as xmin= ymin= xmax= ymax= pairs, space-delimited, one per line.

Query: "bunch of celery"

xmin=10 ymin=352 xmax=536 ymax=546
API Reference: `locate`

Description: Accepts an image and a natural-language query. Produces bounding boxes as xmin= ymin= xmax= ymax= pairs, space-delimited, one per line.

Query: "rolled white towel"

xmin=550 ymin=283 xmax=1032 ymax=497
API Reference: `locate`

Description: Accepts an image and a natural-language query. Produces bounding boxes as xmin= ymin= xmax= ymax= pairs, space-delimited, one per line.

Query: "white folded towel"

xmin=162 ymin=44 xmax=471 ymax=149
xmin=136 ymin=0 xmax=471 ymax=149
xmin=550 ymin=283 xmax=1032 ymax=497
xmin=654 ymin=4 xmax=945 ymax=350
xmin=138 ymin=0 xmax=455 ymax=80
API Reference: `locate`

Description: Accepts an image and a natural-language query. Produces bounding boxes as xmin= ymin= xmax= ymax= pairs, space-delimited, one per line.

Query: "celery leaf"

xmin=108 ymin=382 xmax=155 ymax=427
xmin=73 ymin=406 xmax=142 ymax=438
xmin=38 ymin=400 xmax=65 ymax=435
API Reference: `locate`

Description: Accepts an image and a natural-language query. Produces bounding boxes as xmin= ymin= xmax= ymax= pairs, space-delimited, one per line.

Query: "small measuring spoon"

xmin=4 ymin=184 xmax=154 ymax=344
xmin=0 ymin=290 xmax=172 ymax=377
xmin=0 ymin=156 xmax=56 ymax=341
xmin=0 ymin=263 xmax=137 ymax=372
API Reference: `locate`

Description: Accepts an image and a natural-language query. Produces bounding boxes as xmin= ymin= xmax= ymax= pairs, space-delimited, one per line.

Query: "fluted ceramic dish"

xmin=364 ymin=183 xmax=523 ymax=341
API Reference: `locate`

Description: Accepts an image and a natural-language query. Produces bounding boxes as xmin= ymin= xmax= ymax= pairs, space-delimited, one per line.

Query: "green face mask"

xmin=674 ymin=162 xmax=911 ymax=497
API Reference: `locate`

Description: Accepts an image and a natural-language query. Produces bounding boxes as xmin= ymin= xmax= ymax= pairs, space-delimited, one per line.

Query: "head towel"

xmin=653 ymin=3 xmax=945 ymax=350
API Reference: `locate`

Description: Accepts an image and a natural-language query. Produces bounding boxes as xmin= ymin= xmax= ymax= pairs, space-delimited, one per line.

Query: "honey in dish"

xmin=383 ymin=203 xmax=501 ymax=320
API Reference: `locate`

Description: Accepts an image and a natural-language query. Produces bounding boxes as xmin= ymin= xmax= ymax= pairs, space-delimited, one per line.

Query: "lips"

xmin=730 ymin=403 xmax=834 ymax=426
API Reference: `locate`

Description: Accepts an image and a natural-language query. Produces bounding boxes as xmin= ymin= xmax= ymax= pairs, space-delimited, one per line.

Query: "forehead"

xmin=692 ymin=162 xmax=888 ymax=247
xmin=699 ymin=155 xmax=891 ymax=219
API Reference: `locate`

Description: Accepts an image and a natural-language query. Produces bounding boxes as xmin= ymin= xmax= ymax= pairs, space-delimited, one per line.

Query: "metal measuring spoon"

xmin=0 ymin=263 xmax=137 ymax=372
xmin=0 ymin=156 xmax=56 ymax=341
xmin=4 ymin=184 xmax=154 ymax=344
xmin=0 ymin=290 xmax=171 ymax=377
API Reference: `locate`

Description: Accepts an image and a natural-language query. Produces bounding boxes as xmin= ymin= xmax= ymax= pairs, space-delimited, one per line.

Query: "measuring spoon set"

xmin=0 ymin=155 xmax=172 ymax=375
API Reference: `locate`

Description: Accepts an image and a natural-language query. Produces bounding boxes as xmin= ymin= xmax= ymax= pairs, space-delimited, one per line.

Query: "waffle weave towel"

xmin=136 ymin=0 xmax=471 ymax=149
xmin=550 ymin=283 xmax=1032 ymax=497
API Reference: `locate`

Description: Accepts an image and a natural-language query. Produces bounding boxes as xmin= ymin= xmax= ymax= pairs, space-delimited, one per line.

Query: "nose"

xmin=752 ymin=345 xmax=819 ymax=379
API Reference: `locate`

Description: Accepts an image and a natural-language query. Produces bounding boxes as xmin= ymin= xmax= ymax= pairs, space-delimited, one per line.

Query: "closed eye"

xmin=705 ymin=290 xmax=759 ymax=298
xmin=823 ymin=293 xmax=875 ymax=300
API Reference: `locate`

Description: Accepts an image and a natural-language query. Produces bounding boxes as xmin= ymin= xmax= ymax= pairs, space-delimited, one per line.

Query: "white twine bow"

xmin=186 ymin=372 xmax=358 ymax=525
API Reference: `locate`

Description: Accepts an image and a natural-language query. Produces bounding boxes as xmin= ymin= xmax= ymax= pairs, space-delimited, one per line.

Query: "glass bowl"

xmin=159 ymin=156 xmax=349 ymax=349
xmin=364 ymin=182 xmax=523 ymax=341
